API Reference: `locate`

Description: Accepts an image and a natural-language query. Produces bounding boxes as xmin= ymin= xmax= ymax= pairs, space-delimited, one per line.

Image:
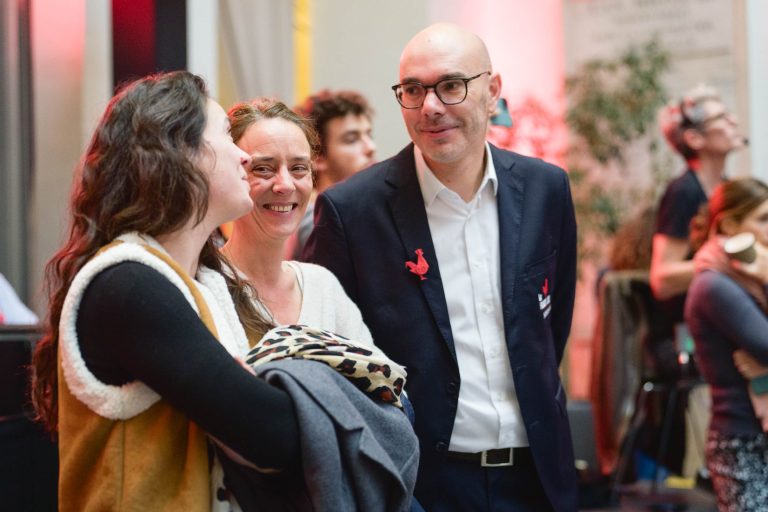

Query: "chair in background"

xmin=591 ymin=269 xmax=708 ymax=510
xmin=590 ymin=270 xmax=649 ymax=478
xmin=0 ymin=325 xmax=57 ymax=511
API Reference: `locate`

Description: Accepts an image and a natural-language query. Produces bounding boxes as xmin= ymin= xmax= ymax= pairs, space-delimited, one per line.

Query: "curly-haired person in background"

xmin=287 ymin=89 xmax=376 ymax=260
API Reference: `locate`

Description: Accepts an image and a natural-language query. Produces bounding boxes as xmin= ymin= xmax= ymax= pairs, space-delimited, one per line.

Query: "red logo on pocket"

xmin=538 ymin=278 xmax=551 ymax=319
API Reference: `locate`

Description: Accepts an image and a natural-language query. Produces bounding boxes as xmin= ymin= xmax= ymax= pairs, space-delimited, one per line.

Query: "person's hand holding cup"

xmin=725 ymin=232 xmax=768 ymax=283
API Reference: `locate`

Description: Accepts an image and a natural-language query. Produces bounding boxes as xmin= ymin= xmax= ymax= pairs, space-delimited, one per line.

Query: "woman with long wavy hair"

xmin=30 ymin=70 xmax=299 ymax=511
xmin=686 ymin=177 xmax=768 ymax=511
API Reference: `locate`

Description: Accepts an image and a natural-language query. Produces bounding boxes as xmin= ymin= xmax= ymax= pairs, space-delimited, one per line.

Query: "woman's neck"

xmin=223 ymin=224 xmax=301 ymax=324
xmin=223 ymin=225 xmax=285 ymax=285
xmin=154 ymin=221 xmax=212 ymax=276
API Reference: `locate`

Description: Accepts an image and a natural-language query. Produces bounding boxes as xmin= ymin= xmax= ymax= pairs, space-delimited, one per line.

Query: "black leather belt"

xmin=447 ymin=447 xmax=528 ymax=467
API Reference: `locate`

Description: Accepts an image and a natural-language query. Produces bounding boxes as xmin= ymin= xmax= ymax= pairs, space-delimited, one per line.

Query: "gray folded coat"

xmin=220 ymin=359 xmax=419 ymax=512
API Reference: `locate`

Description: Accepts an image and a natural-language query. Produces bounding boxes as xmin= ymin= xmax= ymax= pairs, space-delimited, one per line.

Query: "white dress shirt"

xmin=414 ymin=144 xmax=528 ymax=451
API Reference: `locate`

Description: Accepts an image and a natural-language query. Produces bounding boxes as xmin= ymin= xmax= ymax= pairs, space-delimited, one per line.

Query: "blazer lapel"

xmin=492 ymin=145 xmax=524 ymax=330
xmin=385 ymin=145 xmax=457 ymax=361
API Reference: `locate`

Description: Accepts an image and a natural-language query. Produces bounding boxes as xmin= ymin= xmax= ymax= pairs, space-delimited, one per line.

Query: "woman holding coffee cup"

xmin=685 ymin=177 xmax=768 ymax=511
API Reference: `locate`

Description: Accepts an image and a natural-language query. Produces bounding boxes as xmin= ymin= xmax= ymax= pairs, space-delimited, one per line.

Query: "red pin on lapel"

xmin=405 ymin=248 xmax=429 ymax=280
xmin=542 ymin=278 xmax=549 ymax=296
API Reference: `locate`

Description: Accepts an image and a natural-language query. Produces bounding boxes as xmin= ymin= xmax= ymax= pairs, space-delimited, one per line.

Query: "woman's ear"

xmin=720 ymin=216 xmax=740 ymax=236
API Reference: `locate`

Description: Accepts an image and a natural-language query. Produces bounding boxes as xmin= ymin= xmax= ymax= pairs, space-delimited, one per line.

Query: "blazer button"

xmin=447 ymin=382 xmax=458 ymax=395
xmin=435 ymin=441 xmax=448 ymax=453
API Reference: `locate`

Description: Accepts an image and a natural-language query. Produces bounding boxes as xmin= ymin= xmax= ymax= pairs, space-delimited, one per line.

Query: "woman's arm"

xmin=77 ymin=262 xmax=300 ymax=469
xmin=691 ymin=272 xmax=768 ymax=430
xmin=689 ymin=271 xmax=768 ymax=364
xmin=733 ymin=349 xmax=768 ymax=432
xmin=650 ymin=234 xmax=696 ymax=300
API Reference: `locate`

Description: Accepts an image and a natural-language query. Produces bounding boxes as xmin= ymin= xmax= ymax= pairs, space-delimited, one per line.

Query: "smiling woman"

xmin=218 ymin=99 xmax=419 ymax=510
xmin=239 ymin=116 xmax=315 ymax=240
xmin=222 ymin=99 xmax=376 ymax=348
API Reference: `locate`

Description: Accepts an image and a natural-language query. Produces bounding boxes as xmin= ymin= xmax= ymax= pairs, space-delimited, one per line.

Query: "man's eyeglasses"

xmin=391 ymin=71 xmax=491 ymax=109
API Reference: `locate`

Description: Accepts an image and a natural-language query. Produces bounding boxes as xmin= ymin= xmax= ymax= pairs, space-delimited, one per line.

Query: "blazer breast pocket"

xmin=520 ymin=251 xmax=558 ymax=362
xmin=522 ymin=250 xmax=557 ymax=281
xmin=522 ymin=250 xmax=557 ymax=319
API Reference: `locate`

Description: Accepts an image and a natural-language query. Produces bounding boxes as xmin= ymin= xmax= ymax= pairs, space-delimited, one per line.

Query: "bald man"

xmin=305 ymin=23 xmax=578 ymax=511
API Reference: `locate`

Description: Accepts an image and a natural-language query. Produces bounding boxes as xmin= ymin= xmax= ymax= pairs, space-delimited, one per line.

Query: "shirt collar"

xmin=414 ymin=143 xmax=498 ymax=207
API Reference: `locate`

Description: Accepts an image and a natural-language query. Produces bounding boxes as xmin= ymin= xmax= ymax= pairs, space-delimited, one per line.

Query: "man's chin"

xmin=419 ymin=145 xmax=462 ymax=166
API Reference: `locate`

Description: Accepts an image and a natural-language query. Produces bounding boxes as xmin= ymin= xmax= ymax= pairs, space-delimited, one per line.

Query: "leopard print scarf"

xmin=247 ymin=325 xmax=407 ymax=408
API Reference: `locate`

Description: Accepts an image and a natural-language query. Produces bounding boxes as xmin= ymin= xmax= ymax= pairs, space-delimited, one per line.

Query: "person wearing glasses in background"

xmin=652 ymin=85 xmax=746 ymax=308
xmin=305 ymin=22 xmax=578 ymax=511
xmin=643 ymin=85 xmax=747 ymax=482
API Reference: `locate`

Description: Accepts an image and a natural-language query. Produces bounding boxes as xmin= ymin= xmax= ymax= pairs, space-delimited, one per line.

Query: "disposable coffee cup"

xmin=724 ymin=232 xmax=757 ymax=263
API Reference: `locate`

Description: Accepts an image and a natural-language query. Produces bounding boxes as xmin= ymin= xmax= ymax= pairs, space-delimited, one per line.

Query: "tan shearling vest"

xmin=57 ymin=241 xmax=222 ymax=511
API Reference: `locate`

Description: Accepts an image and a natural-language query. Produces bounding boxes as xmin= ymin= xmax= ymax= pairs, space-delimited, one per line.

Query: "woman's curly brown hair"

xmin=31 ymin=71 xmax=271 ymax=433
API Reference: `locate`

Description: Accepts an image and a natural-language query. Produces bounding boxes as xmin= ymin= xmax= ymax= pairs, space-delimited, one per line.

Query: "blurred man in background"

xmin=286 ymin=90 xmax=376 ymax=260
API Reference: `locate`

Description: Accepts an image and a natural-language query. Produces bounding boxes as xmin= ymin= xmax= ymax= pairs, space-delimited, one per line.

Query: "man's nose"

xmin=421 ymin=88 xmax=444 ymax=114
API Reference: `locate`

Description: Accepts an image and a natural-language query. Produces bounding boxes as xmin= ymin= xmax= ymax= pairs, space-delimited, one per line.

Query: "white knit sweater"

xmin=284 ymin=261 xmax=374 ymax=347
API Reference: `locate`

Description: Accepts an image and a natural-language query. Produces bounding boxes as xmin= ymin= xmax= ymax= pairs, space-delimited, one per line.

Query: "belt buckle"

xmin=481 ymin=448 xmax=514 ymax=467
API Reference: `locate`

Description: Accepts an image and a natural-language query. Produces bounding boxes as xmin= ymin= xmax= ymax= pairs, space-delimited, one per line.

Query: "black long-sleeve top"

xmin=686 ymin=269 xmax=768 ymax=436
xmin=75 ymin=261 xmax=300 ymax=469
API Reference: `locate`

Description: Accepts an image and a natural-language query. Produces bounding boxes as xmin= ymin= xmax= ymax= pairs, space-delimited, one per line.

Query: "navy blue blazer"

xmin=304 ymin=143 xmax=578 ymax=511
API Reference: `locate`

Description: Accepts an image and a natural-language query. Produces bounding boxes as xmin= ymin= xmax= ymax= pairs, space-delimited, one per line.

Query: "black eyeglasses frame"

xmin=391 ymin=71 xmax=491 ymax=109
